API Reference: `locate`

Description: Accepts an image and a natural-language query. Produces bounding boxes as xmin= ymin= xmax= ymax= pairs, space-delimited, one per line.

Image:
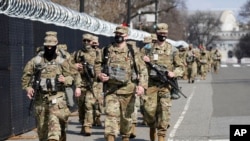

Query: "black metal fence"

xmin=0 ymin=13 xmax=118 ymax=140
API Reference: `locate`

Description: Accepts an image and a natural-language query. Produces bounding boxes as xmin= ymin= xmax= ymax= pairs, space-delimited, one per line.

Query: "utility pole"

xmin=127 ymin=0 xmax=131 ymax=26
xmin=79 ymin=0 xmax=85 ymax=12
xmin=155 ymin=0 xmax=158 ymax=29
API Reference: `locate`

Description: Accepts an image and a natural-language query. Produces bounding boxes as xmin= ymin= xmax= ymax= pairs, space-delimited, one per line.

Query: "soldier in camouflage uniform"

xmin=141 ymin=23 xmax=184 ymax=141
xmin=198 ymin=47 xmax=210 ymax=80
xmin=95 ymin=25 xmax=148 ymax=141
xmin=126 ymin=40 xmax=141 ymax=138
xmin=185 ymin=44 xmax=198 ymax=83
xmin=178 ymin=46 xmax=188 ymax=80
xmin=90 ymin=35 xmax=104 ymax=126
xmin=71 ymin=33 xmax=100 ymax=136
xmin=22 ymin=31 xmax=82 ymax=141
xmin=140 ymin=36 xmax=152 ymax=56
xmin=211 ymin=48 xmax=221 ymax=74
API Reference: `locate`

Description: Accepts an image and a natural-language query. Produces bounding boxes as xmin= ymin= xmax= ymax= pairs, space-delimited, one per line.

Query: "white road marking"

xmin=220 ymin=64 xmax=228 ymax=67
xmin=233 ymin=64 xmax=241 ymax=67
xmin=168 ymin=86 xmax=196 ymax=141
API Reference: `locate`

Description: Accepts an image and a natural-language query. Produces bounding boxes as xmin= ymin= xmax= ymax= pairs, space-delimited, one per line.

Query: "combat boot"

xmin=94 ymin=116 xmax=102 ymax=126
xmin=149 ymin=128 xmax=156 ymax=141
xmin=122 ymin=137 xmax=129 ymax=141
xmin=129 ymin=123 xmax=136 ymax=138
xmin=48 ymin=140 xmax=57 ymax=141
xmin=106 ymin=135 xmax=115 ymax=141
xmin=59 ymin=131 xmax=66 ymax=141
xmin=80 ymin=126 xmax=84 ymax=134
xmin=158 ymin=135 xmax=165 ymax=141
xmin=84 ymin=126 xmax=91 ymax=136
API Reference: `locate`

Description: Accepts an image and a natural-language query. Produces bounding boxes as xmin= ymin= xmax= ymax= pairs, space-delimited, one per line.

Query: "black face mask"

xmin=44 ymin=46 xmax=57 ymax=61
xmin=157 ymin=35 xmax=167 ymax=42
xmin=114 ymin=35 xmax=124 ymax=43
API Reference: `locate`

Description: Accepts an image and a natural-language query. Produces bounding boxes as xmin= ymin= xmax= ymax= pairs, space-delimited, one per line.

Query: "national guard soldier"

xmin=126 ymin=40 xmax=141 ymax=138
xmin=211 ymin=48 xmax=221 ymax=73
xmin=186 ymin=44 xmax=198 ymax=83
xmin=36 ymin=39 xmax=77 ymax=111
xmin=141 ymin=36 xmax=152 ymax=56
xmin=95 ymin=25 xmax=148 ymax=141
xmin=90 ymin=35 xmax=104 ymax=126
xmin=199 ymin=46 xmax=210 ymax=80
xmin=22 ymin=31 xmax=82 ymax=141
xmin=142 ymin=23 xmax=184 ymax=141
xmin=178 ymin=45 xmax=188 ymax=80
xmin=71 ymin=33 xmax=99 ymax=136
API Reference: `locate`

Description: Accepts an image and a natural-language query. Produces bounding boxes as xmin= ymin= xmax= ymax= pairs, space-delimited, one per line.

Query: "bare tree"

xmin=50 ymin=0 xmax=187 ymax=38
xmin=186 ymin=11 xmax=221 ymax=48
xmin=239 ymin=0 xmax=250 ymax=24
xmin=236 ymin=33 xmax=250 ymax=58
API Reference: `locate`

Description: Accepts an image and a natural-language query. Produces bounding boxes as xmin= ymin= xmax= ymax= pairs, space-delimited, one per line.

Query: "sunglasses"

xmin=83 ymin=39 xmax=91 ymax=43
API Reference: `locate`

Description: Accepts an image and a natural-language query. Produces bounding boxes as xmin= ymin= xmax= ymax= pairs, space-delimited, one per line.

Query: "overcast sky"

xmin=186 ymin=0 xmax=247 ymax=13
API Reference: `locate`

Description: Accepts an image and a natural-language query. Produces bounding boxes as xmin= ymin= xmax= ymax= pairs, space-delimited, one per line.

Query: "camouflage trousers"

xmin=131 ymin=95 xmax=140 ymax=124
xmin=77 ymin=84 xmax=103 ymax=127
xmin=200 ymin=63 xmax=208 ymax=78
xmin=142 ymin=86 xmax=172 ymax=136
xmin=212 ymin=60 xmax=220 ymax=73
xmin=34 ymin=92 xmax=71 ymax=141
xmin=84 ymin=91 xmax=103 ymax=127
xmin=77 ymin=90 xmax=86 ymax=125
xmin=187 ymin=62 xmax=197 ymax=81
xmin=104 ymin=93 xmax=135 ymax=138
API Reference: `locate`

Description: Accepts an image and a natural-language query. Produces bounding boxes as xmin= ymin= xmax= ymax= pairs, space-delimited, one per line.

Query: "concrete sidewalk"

xmin=6 ymin=112 xmax=151 ymax=141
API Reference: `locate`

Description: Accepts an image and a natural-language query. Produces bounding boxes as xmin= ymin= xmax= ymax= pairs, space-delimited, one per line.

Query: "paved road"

xmin=6 ymin=63 xmax=250 ymax=141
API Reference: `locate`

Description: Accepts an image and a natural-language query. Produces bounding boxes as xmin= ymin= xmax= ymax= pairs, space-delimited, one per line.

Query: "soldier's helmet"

xmin=156 ymin=23 xmax=168 ymax=33
xmin=114 ymin=25 xmax=129 ymax=35
xmin=143 ymin=36 xmax=152 ymax=44
xmin=43 ymin=31 xmax=58 ymax=46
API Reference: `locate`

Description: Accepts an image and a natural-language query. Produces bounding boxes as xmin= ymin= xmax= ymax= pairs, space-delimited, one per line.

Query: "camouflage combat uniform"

xmin=211 ymin=49 xmax=221 ymax=73
xmin=95 ymin=26 xmax=148 ymax=141
xmin=199 ymin=48 xmax=210 ymax=80
xmin=22 ymin=31 xmax=81 ymax=141
xmin=71 ymin=33 xmax=101 ymax=136
xmin=186 ymin=45 xmax=198 ymax=83
xmin=141 ymin=23 xmax=183 ymax=141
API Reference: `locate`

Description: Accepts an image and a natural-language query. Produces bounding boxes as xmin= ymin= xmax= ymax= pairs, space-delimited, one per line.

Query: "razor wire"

xmin=0 ymin=0 xmax=150 ymax=40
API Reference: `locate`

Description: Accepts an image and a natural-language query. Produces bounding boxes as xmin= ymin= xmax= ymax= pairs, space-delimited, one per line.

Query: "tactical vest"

xmin=74 ymin=49 xmax=97 ymax=81
xmin=186 ymin=50 xmax=194 ymax=63
xmin=200 ymin=51 xmax=209 ymax=64
xmin=103 ymin=44 xmax=138 ymax=85
xmin=147 ymin=41 xmax=176 ymax=80
xmin=33 ymin=53 xmax=65 ymax=93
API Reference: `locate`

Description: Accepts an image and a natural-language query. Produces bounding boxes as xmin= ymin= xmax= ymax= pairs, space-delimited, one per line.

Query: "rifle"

xmin=101 ymin=46 xmax=109 ymax=106
xmin=29 ymin=67 xmax=42 ymax=115
xmin=80 ymin=56 xmax=100 ymax=112
xmin=145 ymin=62 xmax=187 ymax=99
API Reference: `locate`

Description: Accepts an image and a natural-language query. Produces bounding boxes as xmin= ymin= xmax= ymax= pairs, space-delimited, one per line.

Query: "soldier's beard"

xmin=44 ymin=46 xmax=57 ymax=61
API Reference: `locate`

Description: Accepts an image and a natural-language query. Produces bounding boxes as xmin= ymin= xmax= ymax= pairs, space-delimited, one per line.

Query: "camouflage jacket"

xmin=95 ymin=43 xmax=148 ymax=94
xmin=22 ymin=52 xmax=82 ymax=92
xmin=71 ymin=48 xmax=99 ymax=88
xmin=141 ymin=41 xmax=184 ymax=86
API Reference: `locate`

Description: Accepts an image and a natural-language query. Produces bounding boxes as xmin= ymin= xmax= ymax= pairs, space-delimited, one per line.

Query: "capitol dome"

xmin=220 ymin=10 xmax=239 ymax=31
